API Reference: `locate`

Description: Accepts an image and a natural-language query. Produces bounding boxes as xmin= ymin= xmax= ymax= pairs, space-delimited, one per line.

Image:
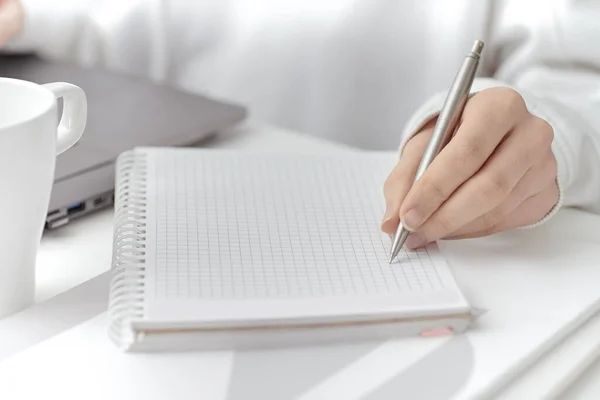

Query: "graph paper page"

xmin=141 ymin=148 xmax=465 ymax=316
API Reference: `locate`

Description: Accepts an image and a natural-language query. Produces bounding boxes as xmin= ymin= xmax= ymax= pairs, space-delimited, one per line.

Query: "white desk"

xmin=2 ymin=122 xmax=600 ymax=399
xmin=563 ymin=362 xmax=600 ymax=399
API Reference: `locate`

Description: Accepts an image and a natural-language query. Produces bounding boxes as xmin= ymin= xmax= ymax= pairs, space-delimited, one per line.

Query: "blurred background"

xmin=1 ymin=0 xmax=506 ymax=150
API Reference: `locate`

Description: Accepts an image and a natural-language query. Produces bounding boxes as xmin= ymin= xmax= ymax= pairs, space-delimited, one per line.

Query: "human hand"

xmin=0 ymin=0 xmax=24 ymax=46
xmin=381 ymin=87 xmax=559 ymax=249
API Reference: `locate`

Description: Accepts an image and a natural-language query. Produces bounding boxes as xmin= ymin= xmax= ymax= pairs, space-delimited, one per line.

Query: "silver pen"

xmin=388 ymin=39 xmax=484 ymax=264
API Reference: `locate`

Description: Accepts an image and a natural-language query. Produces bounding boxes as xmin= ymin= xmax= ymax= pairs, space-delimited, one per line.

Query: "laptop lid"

xmin=0 ymin=53 xmax=247 ymax=227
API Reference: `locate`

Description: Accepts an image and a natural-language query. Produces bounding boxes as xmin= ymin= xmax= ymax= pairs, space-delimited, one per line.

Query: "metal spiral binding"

xmin=108 ymin=150 xmax=148 ymax=349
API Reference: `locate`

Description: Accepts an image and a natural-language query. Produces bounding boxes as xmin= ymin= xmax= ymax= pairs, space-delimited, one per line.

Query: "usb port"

xmin=67 ymin=202 xmax=85 ymax=214
xmin=93 ymin=196 xmax=107 ymax=207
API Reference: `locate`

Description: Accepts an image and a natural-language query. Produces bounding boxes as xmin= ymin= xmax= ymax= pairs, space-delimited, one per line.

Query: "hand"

xmin=381 ymin=87 xmax=559 ymax=249
xmin=0 ymin=0 xmax=24 ymax=46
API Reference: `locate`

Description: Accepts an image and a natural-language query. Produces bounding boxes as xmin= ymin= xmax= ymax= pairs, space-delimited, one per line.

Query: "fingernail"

xmin=382 ymin=202 xmax=396 ymax=224
xmin=401 ymin=209 xmax=423 ymax=231
xmin=406 ymin=233 xmax=427 ymax=250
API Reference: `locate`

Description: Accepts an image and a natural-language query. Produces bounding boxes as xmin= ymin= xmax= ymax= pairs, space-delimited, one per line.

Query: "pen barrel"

xmin=414 ymin=53 xmax=480 ymax=179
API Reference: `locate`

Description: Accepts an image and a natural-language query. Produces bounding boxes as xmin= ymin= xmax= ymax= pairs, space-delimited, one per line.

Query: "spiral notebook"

xmin=108 ymin=147 xmax=473 ymax=351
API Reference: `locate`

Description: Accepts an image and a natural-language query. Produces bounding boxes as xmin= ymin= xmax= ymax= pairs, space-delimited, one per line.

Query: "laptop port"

xmin=67 ymin=202 xmax=85 ymax=214
xmin=93 ymin=196 xmax=107 ymax=207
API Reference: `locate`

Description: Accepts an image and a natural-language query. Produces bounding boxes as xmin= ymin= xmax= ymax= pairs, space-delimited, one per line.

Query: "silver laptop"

xmin=0 ymin=54 xmax=247 ymax=229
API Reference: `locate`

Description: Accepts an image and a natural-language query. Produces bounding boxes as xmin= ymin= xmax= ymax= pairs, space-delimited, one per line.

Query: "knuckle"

xmin=458 ymin=136 xmax=484 ymax=160
xmin=489 ymin=87 xmax=527 ymax=120
xmin=538 ymin=152 xmax=558 ymax=183
xmin=533 ymin=152 xmax=558 ymax=187
xmin=479 ymin=174 xmax=511 ymax=204
xmin=420 ymin=176 xmax=448 ymax=204
xmin=515 ymin=117 xmax=555 ymax=166
xmin=531 ymin=116 xmax=555 ymax=145
xmin=496 ymin=87 xmax=526 ymax=108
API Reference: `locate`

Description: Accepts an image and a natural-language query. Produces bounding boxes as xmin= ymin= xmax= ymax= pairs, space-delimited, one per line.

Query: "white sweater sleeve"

xmin=401 ymin=0 xmax=600 ymax=222
xmin=6 ymin=0 xmax=166 ymax=80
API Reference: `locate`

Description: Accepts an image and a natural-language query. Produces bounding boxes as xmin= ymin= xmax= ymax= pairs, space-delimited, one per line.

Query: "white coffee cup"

xmin=0 ymin=78 xmax=87 ymax=319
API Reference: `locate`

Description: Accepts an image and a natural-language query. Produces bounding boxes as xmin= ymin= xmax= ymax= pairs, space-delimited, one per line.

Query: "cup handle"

xmin=42 ymin=82 xmax=87 ymax=155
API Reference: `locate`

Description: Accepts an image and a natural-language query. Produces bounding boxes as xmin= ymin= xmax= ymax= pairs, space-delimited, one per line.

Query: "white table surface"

xmin=563 ymin=361 xmax=600 ymax=398
xmin=3 ymin=122 xmax=600 ymax=399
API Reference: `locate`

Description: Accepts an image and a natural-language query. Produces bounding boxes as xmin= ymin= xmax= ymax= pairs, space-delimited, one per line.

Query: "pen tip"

xmin=472 ymin=40 xmax=484 ymax=55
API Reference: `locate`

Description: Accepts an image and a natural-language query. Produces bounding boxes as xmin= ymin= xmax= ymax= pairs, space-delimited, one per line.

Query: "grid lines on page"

xmin=152 ymin=152 xmax=445 ymax=299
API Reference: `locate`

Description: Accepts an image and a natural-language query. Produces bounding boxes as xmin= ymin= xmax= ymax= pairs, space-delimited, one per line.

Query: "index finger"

xmin=381 ymin=127 xmax=433 ymax=235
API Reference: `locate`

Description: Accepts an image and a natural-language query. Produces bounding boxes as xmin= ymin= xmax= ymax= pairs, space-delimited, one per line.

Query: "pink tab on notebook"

xmin=420 ymin=327 xmax=454 ymax=337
